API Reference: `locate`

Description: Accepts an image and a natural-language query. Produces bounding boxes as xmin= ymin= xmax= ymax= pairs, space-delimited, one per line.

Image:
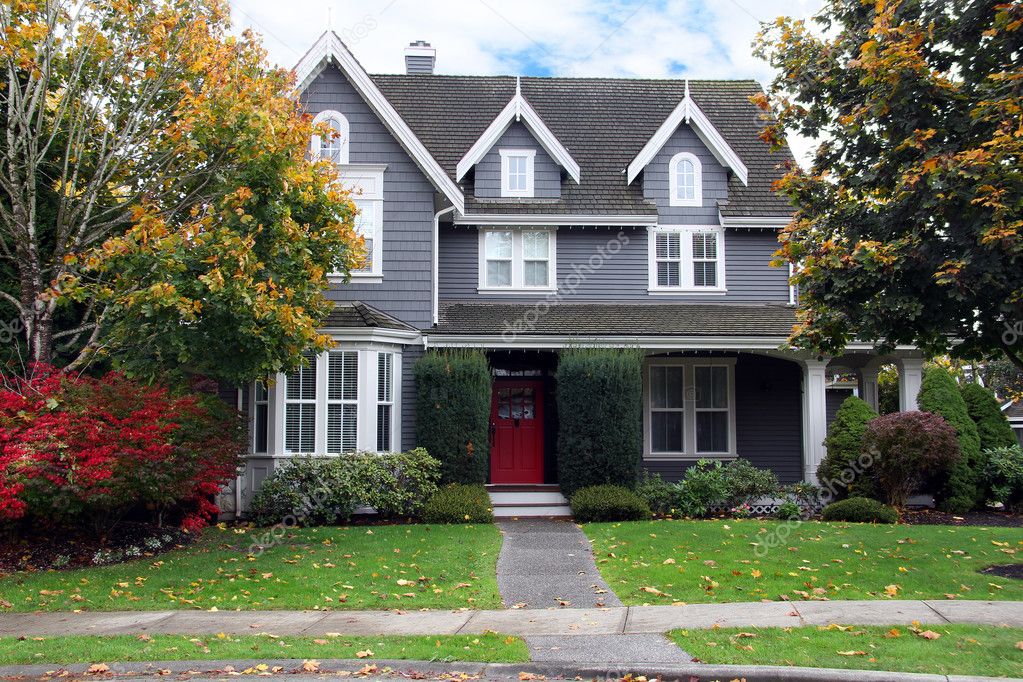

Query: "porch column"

xmin=801 ymin=359 xmax=829 ymax=483
xmin=858 ymin=359 xmax=882 ymax=412
xmin=897 ymin=357 xmax=924 ymax=411
xmin=271 ymin=373 xmax=286 ymax=455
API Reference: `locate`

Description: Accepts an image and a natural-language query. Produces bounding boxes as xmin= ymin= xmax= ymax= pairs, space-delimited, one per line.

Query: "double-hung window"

xmin=326 ymin=351 xmax=358 ymax=454
xmin=252 ymin=382 xmax=269 ymax=454
xmin=499 ymin=149 xmax=535 ymax=197
xmin=377 ymin=353 xmax=394 ymax=452
xmin=480 ymin=229 xmax=555 ymax=291
xmin=338 ymin=165 xmax=386 ymax=279
xmin=284 ymin=355 xmax=317 ymax=454
xmin=644 ymin=359 xmax=735 ymax=458
xmin=648 ymin=226 xmax=725 ymax=293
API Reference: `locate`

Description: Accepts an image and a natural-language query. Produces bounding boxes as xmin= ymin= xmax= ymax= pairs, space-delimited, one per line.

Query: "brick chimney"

xmin=404 ymin=40 xmax=436 ymax=75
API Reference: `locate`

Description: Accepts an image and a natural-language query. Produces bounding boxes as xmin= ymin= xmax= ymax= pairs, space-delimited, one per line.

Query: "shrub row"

xmin=635 ymin=459 xmax=782 ymax=519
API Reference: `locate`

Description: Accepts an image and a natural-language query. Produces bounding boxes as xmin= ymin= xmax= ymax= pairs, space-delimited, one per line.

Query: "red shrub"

xmin=860 ymin=410 xmax=962 ymax=508
xmin=0 ymin=365 xmax=242 ymax=532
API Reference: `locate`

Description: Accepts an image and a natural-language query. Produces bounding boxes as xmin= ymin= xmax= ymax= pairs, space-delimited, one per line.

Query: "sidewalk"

xmin=1 ymin=600 xmax=1021 ymax=638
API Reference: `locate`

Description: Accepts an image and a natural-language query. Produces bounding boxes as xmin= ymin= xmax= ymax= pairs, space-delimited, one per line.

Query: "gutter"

xmin=432 ymin=206 xmax=456 ymax=326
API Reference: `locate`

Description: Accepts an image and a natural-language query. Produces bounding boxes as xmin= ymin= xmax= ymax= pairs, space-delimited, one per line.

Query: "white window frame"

xmin=668 ymin=151 xmax=702 ymax=207
xmin=336 ymin=164 xmax=386 ymax=281
xmin=265 ymin=346 xmax=401 ymax=456
xmin=377 ymin=352 xmax=395 ymax=452
xmin=311 ymin=110 xmax=350 ymax=166
xmin=326 ymin=350 xmax=359 ymax=455
xmin=643 ymin=357 xmax=737 ymax=459
xmin=283 ymin=356 xmax=318 ymax=455
xmin=647 ymin=225 xmax=726 ymax=294
xmin=251 ymin=382 xmax=270 ymax=454
xmin=477 ymin=228 xmax=556 ymax=293
xmin=499 ymin=149 xmax=536 ymax=198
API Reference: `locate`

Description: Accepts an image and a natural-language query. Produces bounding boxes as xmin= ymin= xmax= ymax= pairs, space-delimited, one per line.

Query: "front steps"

xmin=486 ymin=484 xmax=572 ymax=518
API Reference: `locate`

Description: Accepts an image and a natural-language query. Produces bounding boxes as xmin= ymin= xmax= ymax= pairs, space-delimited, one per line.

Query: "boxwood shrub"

xmin=570 ymin=484 xmax=651 ymax=522
xmin=421 ymin=484 xmax=494 ymax=524
xmin=821 ymin=496 xmax=898 ymax=524
xmin=818 ymin=396 xmax=877 ymax=499
xmin=556 ymin=348 xmax=643 ymax=496
xmin=414 ymin=350 xmax=491 ymax=484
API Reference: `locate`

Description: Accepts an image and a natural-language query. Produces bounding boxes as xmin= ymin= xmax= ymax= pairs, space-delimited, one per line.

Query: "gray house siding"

xmin=400 ymin=345 xmax=422 ymax=450
xmin=643 ymin=123 xmax=727 ymax=225
xmin=643 ymin=354 xmax=804 ymax=485
xmin=826 ymin=387 xmax=855 ymax=427
xmin=438 ymin=225 xmax=788 ymax=302
xmin=301 ymin=65 xmax=436 ymax=329
xmin=473 ymin=122 xmax=561 ymax=199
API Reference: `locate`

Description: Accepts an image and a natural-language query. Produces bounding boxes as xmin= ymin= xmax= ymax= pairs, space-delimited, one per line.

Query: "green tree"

xmin=917 ymin=366 xmax=982 ymax=512
xmin=0 ymin=0 xmax=360 ymax=382
xmin=754 ymin=1 xmax=1023 ymax=372
xmin=877 ymin=365 xmax=900 ymax=415
xmin=818 ymin=395 xmax=877 ymax=499
xmin=960 ymin=382 xmax=1017 ymax=452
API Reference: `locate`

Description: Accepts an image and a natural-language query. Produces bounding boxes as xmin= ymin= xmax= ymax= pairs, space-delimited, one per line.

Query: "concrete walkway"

xmin=1 ymin=600 xmax=1021 ymax=638
xmin=495 ymin=518 xmax=689 ymax=664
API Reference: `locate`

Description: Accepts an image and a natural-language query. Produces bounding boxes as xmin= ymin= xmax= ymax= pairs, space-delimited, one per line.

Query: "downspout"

xmin=432 ymin=205 xmax=456 ymax=327
xmin=235 ymin=388 xmax=244 ymax=520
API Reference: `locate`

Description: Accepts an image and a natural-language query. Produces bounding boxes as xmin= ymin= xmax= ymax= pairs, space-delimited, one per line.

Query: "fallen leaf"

xmin=836 ymin=651 xmax=867 ymax=656
xmin=301 ymin=660 xmax=320 ymax=672
xmin=86 ymin=664 xmax=110 ymax=674
xmin=918 ymin=630 xmax=941 ymax=640
xmin=355 ymin=650 xmax=374 ymax=659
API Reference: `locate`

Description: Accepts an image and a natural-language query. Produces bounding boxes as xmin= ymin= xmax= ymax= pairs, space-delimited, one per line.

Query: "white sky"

xmin=229 ymin=0 xmax=824 ymax=163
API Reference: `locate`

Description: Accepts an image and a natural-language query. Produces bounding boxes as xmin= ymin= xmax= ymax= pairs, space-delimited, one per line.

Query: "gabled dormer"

xmin=456 ymin=78 xmax=580 ymax=200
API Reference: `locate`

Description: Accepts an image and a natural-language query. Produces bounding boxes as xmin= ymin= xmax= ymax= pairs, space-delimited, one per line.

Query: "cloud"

xmin=229 ymin=0 xmax=824 ymax=162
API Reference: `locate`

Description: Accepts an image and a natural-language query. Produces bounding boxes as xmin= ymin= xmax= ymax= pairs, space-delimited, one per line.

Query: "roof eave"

xmin=293 ymin=32 xmax=465 ymax=214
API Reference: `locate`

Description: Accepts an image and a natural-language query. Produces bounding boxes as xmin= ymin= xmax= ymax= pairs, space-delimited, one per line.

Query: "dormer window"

xmin=500 ymin=149 xmax=535 ymax=198
xmin=311 ymin=110 xmax=350 ymax=165
xmin=668 ymin=152 xmax=702 ymax=207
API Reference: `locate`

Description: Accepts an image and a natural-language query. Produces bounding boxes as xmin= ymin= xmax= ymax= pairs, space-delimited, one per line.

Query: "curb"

xmin=0 ymin=658 xmax=1018 ymax=682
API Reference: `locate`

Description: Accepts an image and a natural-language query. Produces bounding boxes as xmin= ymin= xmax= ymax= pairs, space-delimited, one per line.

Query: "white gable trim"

xmin=626 ymin=83 xmax=748 ymax=186
xmin=294 ymin=32 xmax=464 ymax=214
xmin=456 ymin=78 xmax=581 ymax=184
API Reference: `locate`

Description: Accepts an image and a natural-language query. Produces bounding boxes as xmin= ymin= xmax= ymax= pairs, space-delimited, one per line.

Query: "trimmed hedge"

xmin=421 ymin=484 xmax=494 ymax=524
xmin=555 ymin=348 xmax=644 ymax=496
xmin=818 ymin=396 xmax=877 ymax=499
xmin=984 ymin=446 xmax=1023 ymax=513
xmin=414 ymin=350 xmax=491 ymax=484
xmin=917 ymin=366 xmax=983 ymax=512
xmin=961 ymin=383 xmax=1017 ymax=452
xmin=821 ymin=496 xmax=898 ymax=524
xmin=570 ymin=485 xmax=650 ymax=522
xmin=249 ymin=449 xmax=441 ymax=526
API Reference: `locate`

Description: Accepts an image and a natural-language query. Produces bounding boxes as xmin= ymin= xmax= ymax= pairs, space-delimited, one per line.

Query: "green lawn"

xmin=582 ymin=519 xmax=1023 ymax=604
xmin=0 ymin=524 xmax=503 ymax=612
xmin=0 ymin=633 xmax=528 ymax=666
xmin=671 ymin=624 xmax=1023 ymax=677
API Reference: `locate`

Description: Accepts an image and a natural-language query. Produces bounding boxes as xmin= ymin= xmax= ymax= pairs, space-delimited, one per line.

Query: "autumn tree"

xmin=754 ymin=1 xmax=1023 ymax=370
xmin=0 ymin=0 xmax=360 ymax=383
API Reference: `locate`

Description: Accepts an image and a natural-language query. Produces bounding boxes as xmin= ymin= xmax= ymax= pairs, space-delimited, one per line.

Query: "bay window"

xmin=269 ymin=347 xmax=400 ymax=456
xmin=479 ymin=228 xmax=556 ymax=291
xmin=644 ymin=359 xmax=736 ymax=458
xmin=648 ymin=226 xmax=725 ymax=293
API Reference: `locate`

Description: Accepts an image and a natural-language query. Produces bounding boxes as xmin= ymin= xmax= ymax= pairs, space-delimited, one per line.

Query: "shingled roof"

xmin=371 ymin=75 xmax=795 ymax=218
xmin=435 ymin=301 xmax=797 ymax=337
xmin=321 ymin=302 xmax=417 ymax=331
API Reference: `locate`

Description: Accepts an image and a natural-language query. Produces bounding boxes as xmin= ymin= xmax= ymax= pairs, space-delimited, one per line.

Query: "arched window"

xmin=311 ymin=110 xmax=350 ymax=165
xmin=668 ymin=152 xmax=702 ymax=207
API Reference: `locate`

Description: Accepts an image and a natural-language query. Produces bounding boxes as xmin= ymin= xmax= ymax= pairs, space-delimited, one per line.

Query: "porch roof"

xmin=434 ymin=301 xmax=797 ymax=337
xmin=322 ymin=301 xmax=417 ymax=331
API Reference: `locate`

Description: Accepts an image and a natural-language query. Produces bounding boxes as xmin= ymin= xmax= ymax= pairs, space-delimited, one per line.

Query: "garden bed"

xmin=0 ymin=522 xmax=191 ymax=572
xmin=902 ymin=508 xmax=1023 ymax=527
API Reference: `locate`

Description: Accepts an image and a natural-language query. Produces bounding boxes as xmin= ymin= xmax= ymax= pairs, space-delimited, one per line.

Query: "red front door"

xmin=490 ymin=380 xmax=544 ymax=484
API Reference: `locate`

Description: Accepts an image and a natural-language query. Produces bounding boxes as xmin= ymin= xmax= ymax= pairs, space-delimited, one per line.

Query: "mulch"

xmin=0 ymin=522 xmax=191 ymax=573
xmin=980 ymin=564 xmax=1023 ymax=580
xmin=899 ymin=508 xmax=1023 ymax=527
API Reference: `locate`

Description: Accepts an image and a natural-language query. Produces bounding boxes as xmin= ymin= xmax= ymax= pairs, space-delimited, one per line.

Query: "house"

xmin=222 ymin=33 xmax=928 ymax=518
xmin=1002 ymin=399 xmax=1023 ymax=448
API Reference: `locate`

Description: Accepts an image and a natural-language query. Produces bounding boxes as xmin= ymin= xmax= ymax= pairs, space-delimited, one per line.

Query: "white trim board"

xmin=627 ymin=83 xmax=748 ymax=186
xmin=456 ymin=78 xmax=581 ymax=184
xmin=719 ymin=214 xmax=792 ymax=229
xmin=453 ymin=213 xmax=656 ymax=227
xmin=293 ymin=31 xmax=465 ymax=214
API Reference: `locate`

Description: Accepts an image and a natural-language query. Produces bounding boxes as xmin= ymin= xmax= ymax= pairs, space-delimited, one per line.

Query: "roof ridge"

xmin=369 ymin=73 xmax=761 ymax=85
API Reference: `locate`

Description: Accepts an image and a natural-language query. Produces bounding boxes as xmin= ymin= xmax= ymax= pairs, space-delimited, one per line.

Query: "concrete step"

xmin=492 ymin=504 xmax=573 ymax=518
xmin=489 ymin=491 xmax=569 ymax=505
